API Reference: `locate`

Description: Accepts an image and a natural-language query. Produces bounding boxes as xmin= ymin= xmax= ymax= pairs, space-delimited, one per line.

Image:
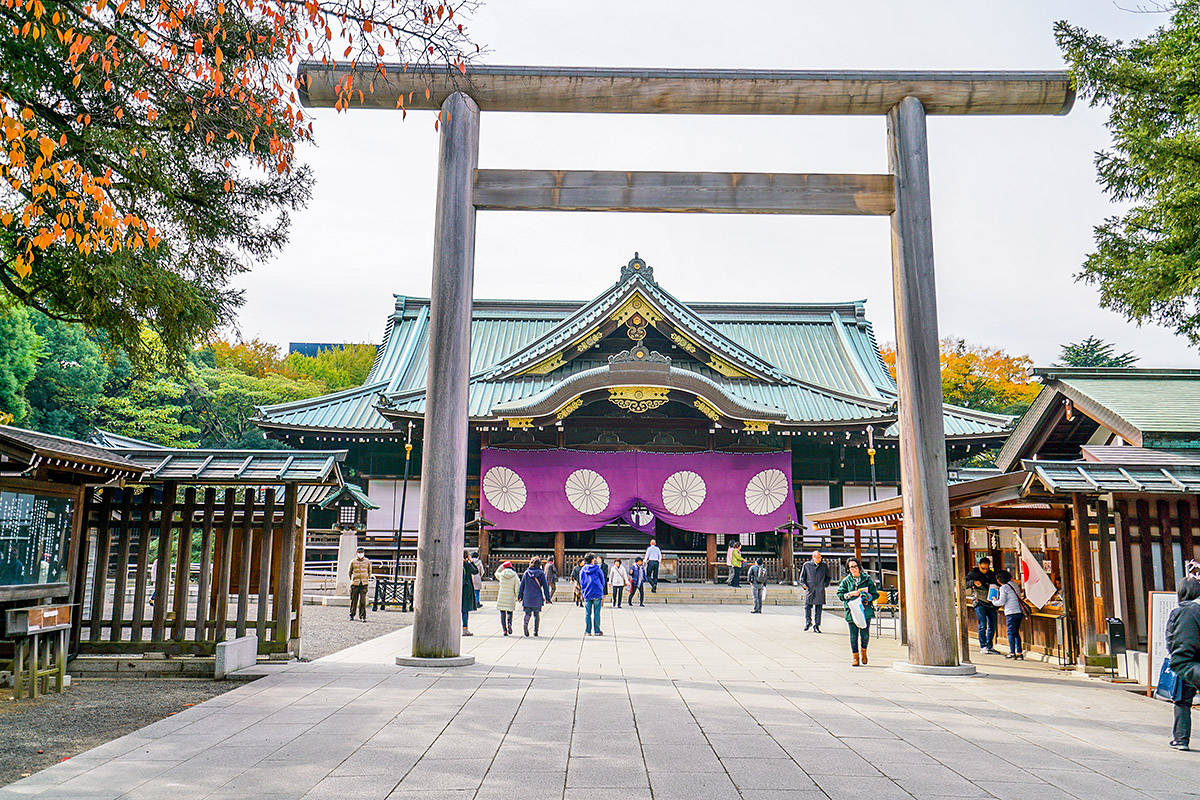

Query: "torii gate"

xmin=298 ymin=64 xmax=1074 ymax=672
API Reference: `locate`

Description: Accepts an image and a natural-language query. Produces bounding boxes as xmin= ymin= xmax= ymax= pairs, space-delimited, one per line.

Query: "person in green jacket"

xmin=462 ymin=550 xmax=480 ymax=637
xmin=728 ymin=541 xmax=746 ymax=587
xmin=836 ymin=558 xmax=879 ymax=666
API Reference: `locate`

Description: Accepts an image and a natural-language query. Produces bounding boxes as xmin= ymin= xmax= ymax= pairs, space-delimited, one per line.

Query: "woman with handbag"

xmin=1167 ymin=577 xmax=1200 ymax=751
xmin=836 ymin=558 xmax=879 ymax=666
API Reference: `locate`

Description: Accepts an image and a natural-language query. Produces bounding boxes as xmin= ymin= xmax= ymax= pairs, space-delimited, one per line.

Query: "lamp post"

xmin=867 ymin=425 xmax=884 ymax=584
xmin=394 ymin=420 xmax=414 ymax=577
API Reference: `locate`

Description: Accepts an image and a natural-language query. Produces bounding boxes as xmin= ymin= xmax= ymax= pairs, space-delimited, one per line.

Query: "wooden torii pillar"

xmin=296 ymin=65 xmax=1073 ymax=668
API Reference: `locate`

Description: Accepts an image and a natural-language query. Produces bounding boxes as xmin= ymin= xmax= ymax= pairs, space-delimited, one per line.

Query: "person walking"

xmin=518 ymin=557 xmax=552 ymax=637
xmin=645 ymin=538 xmax=663 ymax=592
xmin=469 ymin=550 xmax=484 ymax=608
xmin=579 ymin=552 xmax=606 ymax=636
xmin=799 ymin=550 xmax=829 ymax=632
xmin=629 ymin=557 xmax=646 ymax=607
xmin=728 ymin=541 xmax=745 ymax=588
xmin=837 ymin=558 xmax=879 ymax=666
xmin=995 ymin=569 xmax=1026 ymax=660
xmin=348 ymin=547 xmax=371 ymax=622
xmin=599 ymin=556 xmax=610 ymax=584
xmin=462 ymin=550 xmax=480 ymax=636
xmin=494 ymin=561 xmax=519 ymax=636
xmin=572 ymin=558 xmax=584 ymax=607
xmin=545 ymin=557 xmax=558 ymax=602
xmin=610 ymin=558 xmax=629 ymax=608
xmin=1167 ymin=577 xmax=1200 ymax=751
xmin=747 ymin=557 xmax=768 ymax=613
xmin=966 ymin=556 xmax=1000 ymax=654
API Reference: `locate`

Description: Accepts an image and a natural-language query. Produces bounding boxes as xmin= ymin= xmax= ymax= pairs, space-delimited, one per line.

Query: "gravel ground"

xmin=0 ymin=678 xmax=233 ymax=786
xmin=0 ymin=602 xmax=412 ymax=786
xmin=297 ymin=603 xmax=413 ymax=660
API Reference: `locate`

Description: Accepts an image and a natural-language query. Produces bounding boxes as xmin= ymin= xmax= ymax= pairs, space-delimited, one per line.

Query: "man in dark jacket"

xmin=571 ymin=559 xmax=584 ymax=606
xmin=966 ymin=556 xmax=1000 ymax=654
xmin=518 ymin=558 xmax=552 ymax=637
xmin=799 ymin=551 xmax=829 ymax=632
xmin=579 ymin=553 xmax=606 ymax=636
xmin=1168 ymin=577 xmax=1200 ymax=750
xmin=747 ymin=558 xmax=768 ymax=613
xmin=544 ymin=557 xmax=558 ymax=602
xmin=629 ymin=557 xmax=647 ymax=608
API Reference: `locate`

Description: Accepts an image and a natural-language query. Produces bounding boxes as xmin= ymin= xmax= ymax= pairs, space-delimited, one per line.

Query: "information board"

xmin=0 ymin=491 xmax=73 ymax=586
xmin=1148 ymin=590 xmax=1177 ymax=691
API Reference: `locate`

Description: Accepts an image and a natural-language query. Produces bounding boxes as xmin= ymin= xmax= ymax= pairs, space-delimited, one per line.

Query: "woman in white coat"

xmin=494 ymin=562 xmax=519 ymax=636
xmin=610 ymin=558 xmax=630 ymax=608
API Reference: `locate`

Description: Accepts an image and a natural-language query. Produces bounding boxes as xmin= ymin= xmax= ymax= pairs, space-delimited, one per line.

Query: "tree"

xmin=186 ymin=366 xmax=323 ymax=447
xmin=1057 ymin=336 xmax=1140 ymax=368
xmin=25 ymin=311 xmax=109 ymax=437
xmin=281 ymin=343 xmax=376 ymax=390
xmin=881 ymin=338 xmax=1040 ymax=416
xmin=0 ymin=305 xmax=40 ymax=423
xmin=1 ymin=0 xmax=479 ymax=359
xmin=1057 ymin=5 xmax=1200 ymax=346
xmin=97 ymin=374 xmax=200 ymax=446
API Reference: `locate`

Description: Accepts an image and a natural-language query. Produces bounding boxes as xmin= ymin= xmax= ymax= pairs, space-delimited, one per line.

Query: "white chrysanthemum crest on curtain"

xmin=565 ymin=469 xmax=610 ymax=515
xmin=482 ymin=466 xmax=527 ymax=513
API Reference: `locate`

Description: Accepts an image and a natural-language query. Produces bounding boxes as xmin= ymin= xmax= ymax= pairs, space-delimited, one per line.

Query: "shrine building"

xmin=255 ymin=255 xmax=1011 ymax=580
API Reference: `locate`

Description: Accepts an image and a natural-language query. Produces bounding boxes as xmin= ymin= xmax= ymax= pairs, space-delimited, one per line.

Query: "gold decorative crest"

xmin=574 ymin=328 xmax=604 ymax=353
xmin=522 ymin=353 xmax=565 ymax=375
xmin=692 ymin=398 xmax=721 ymax=421
xmin=743 ymin=420 xmax=771 ymax=432
xmin=555 ymin=397 xmax=584 ymax=420
xmin=608 ymin=387 xmax=669 ymax=414
xmin=669 ymin=331 xmax=698 ymax=354
xmin=505 ymin=417 xmax=534 ymax=429
xmin=706 ymin=354 xmax=753 ymax=378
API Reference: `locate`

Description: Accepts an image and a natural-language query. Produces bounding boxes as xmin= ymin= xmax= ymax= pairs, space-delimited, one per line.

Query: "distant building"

xmin=287 ymin=343 xmax=346 ymax=357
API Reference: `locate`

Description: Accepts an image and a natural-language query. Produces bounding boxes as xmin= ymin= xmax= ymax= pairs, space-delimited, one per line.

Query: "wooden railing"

xmin=76 ymin=485 xmax=304 ymax=656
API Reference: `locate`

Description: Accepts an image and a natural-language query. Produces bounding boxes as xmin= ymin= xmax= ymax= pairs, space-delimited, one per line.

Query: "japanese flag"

xmin=1017 ymin=536 xmax=1056 ymax=608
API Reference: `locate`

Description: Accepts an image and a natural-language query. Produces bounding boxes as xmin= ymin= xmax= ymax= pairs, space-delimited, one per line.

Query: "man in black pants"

xmin=799 ymin=550 xmax=829 ymax=632
xmin=644 ymin=539 xmax=662 ymax=592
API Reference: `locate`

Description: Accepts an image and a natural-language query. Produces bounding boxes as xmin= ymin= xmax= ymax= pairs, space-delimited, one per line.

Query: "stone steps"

xmin=479 ymin=583 xmax=814 ymax=605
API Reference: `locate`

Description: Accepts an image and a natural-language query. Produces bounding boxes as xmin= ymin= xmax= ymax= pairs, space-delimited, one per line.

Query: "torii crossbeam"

xmin=298 ymin=63 xmax=1074 ymax=673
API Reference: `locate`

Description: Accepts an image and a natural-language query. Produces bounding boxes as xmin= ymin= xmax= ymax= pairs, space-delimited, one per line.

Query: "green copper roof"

xmin=255 ymin=257 xmax=1012 ymax=441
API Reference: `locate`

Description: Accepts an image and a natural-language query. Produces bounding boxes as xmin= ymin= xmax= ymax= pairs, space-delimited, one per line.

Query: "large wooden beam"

xmin=473 ymin=170 xmax=894 ymax=215
xmin=888 ymin=96 xmax=966 ymax=674
xmin=409 ymin=92 xmax=479 ymax=663
xmin=298 ymin=64 xmax=1074 ymax=116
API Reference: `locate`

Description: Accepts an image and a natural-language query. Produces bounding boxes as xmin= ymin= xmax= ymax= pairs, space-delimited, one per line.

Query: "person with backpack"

xmin=747 ymin=557 xmax=768 ymax=613
xmin=579 ymin=552 xmax=606 ymax=636
xmin=1167 ymin=577 xmax=1200 ymax=751
xmin=837 ymin=558 xmax=878 ymax=666
xmin=494 ymin=561 xmax=519 ymax=636
xmin=995 ymin=569 xmax=1026 ymax=660
xmin=518 ymin=557 xmax=552 ymax=637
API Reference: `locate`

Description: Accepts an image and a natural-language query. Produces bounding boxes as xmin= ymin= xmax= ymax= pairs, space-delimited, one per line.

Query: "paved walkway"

xmin=3 ymin=602 xmax=1197 ymax=800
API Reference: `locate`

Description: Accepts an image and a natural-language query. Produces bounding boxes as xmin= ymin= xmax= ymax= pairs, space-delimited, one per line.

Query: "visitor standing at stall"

xmin=966 ymin=556 xmax=1000 ymax=654
xmin=494 ymin=561 xmax=519 ymax=636
xmin=462 ymin=550 xmax=480 ymax=636
xmin=837 ymin=558 xmax=878 ymax=666
xmin=348 ymin=547 xmax=371 ymax=623
xmin=1167 ymin=577 xmax=1200 ymax=751
xmin=645 ymin=539 xmax=663 ymax=592
xmin=519 ymin=557 xmax=551 ymax=637
xmin=799 ymin=551 xmax=829 ymax=632
xmin=579 ymin=552 xmax=606 ymax=637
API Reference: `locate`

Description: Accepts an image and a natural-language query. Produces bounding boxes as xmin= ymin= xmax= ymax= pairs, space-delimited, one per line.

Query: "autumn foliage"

xmin=1 ymin=0 xmax=477 ymax=355
xmin=880 ymin=337 xmax=1040 ymax=416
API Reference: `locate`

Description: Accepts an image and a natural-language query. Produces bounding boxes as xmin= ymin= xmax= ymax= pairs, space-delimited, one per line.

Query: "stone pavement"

xmin=3 ymin=601 xmax=1197 ymax=800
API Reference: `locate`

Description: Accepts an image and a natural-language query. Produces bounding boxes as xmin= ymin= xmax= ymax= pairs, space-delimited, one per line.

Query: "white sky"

xmin=231 ymin=0 xmax=1200 ymax=368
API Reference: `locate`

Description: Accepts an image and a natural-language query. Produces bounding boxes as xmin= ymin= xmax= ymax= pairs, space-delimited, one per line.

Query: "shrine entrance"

xmin=297 ymin=64 xmax=1074 ymax=670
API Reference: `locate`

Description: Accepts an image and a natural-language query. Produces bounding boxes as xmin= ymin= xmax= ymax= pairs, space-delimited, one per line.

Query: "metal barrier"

xmin=372 ymin=577 xmax=415 ymax=612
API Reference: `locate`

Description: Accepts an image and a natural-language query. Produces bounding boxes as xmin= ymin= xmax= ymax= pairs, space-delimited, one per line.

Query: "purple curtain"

xmin=480 ymin=449 xmax=796 ymax=535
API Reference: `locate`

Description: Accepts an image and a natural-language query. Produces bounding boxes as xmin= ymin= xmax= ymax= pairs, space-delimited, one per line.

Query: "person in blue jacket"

xmin=629 ymin=557 xmax=647 ymax=608
xmin=518 ymin=558 xmax=552 ymax=637
xmin=579 ymin=552 xmax=607 ymax=637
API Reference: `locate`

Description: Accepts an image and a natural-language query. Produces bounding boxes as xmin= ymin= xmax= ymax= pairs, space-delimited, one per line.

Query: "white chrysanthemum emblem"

xmin=745 ymin=468 xmax=788 ymax=515
xmin=482 ymin=466 xmax=527 ymax=513
xmin=565 ymin=469 xmax=610 ymax=515
xmin=661 ymin=470 xmax=706 ymax=515
xmin=631 ymin=508 xmax=655 ymax=528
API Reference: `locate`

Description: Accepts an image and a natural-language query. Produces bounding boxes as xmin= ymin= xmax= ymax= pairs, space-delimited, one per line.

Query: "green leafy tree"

xmin=186 ymin=367 xmax=323 ymax=448
xmin=281 ymin=344 xmax=377 ymax=391
xmin=1057 ymin=5 xmax=1200 ymax=345
xmin=97 ymin=375 xmax=200 ymax=447
xmin=25 ymin=313 xmax=108 ymax=437
xmin=1057 ymin=336 xmax=1140 ymax=368
xmin=0 ymin=306 xmax=40 ymax=424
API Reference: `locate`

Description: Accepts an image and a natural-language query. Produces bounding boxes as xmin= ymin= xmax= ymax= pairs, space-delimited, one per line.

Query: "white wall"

xmin=365 ymin=479 xmax=421 ymax=536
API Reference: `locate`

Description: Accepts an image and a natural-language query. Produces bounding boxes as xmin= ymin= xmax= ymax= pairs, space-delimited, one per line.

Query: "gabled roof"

xmin=90 ymin=429 xmax=168 ymax=449
xmin=316 ymin=482 xmax=379 ymax=510
xmin=112 ymin=448 xmax=346 ymax=485
xmin=0 ymin=425 xmax=146 ymax=483
xmin=1023 ymin=458 xmax=1200 ymax=494
xmin=997 ymin=368 xmax=1200 ymax=470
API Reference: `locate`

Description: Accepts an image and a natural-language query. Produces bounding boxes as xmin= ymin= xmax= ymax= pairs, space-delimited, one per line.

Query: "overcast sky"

xmin=231 ymin=1 xmax=1199 ymax=368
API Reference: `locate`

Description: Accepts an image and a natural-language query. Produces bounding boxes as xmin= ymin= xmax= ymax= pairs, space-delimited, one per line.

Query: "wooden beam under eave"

xmin=473 ymin=170 xmax=895 ymax=216
xmin=297 ymin=64 xmax=1075 ymax=116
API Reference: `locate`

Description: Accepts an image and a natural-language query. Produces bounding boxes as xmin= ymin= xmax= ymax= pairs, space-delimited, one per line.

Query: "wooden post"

xmin=1113 ymin=500 xmax=1139 ymax=647
xmin=477 ymin=527 xmax=490 ymax=564
xmin=1070 ymin=494 xmax=1098 ymax=658
xmin=194 ymin=489 xmax=216 ymax=643
xmin=1157 ymin=498 xmax=1177 ymax=590
xmin=1095 ymin=498 xmax=1116 ymax=621
xmin=88 ymin=489 xmax=113 ymax=642
xmin=887 ymin=96 xmax=961 ymax=670
xmin=410 ymin=91 xmax=479 ymax=661
xmin=291 ymin=504 xmax=308 ymax=645
xmin=853 ymin=527 xmax=862 ymax=563
xmin=172 ymin=487 xmax=197 ymax=641
xmin=554 ymin=532 xmax=565 ymax=577
xmin=256 ymin=488 xmax=277 ymax=645
xmin=151 ymin=483 xmax=176 ymax=643
xmin=706 ymin=533 xmax=717 ymax=582
xmin=130 ymin=489 xmax=154 ymax=642
xmin=274 ymin=484 xmax=299 ymax=644
xmin=1058 ymin=509 xmax=1080 ymax=663
xmin=110 ymin=490 xmax=135 ymax=642
xmin=214 ymin=489 xmax=236 ymax=641
xmin=781 ymin=528 xmax=794 ymax=584
xmin=236 ymin=489 xmax=255 ymax=638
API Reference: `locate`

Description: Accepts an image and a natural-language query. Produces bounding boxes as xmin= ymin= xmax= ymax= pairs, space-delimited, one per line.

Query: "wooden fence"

xmin=74 ymin=483 xmax=305 ymax=656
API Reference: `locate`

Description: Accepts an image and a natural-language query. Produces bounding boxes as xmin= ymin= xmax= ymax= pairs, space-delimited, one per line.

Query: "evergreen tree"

xmin=0 ymin=307 xmax=40 ymax=424
xmin=1057 ymin=336 xmax=1140 ymax=368
xmin=25 ymin=313 xmax=108 ymax=438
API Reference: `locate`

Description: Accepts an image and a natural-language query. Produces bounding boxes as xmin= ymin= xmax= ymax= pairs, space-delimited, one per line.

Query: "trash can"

xmin=1106 ymin=617 xmax=1127 ymax=656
